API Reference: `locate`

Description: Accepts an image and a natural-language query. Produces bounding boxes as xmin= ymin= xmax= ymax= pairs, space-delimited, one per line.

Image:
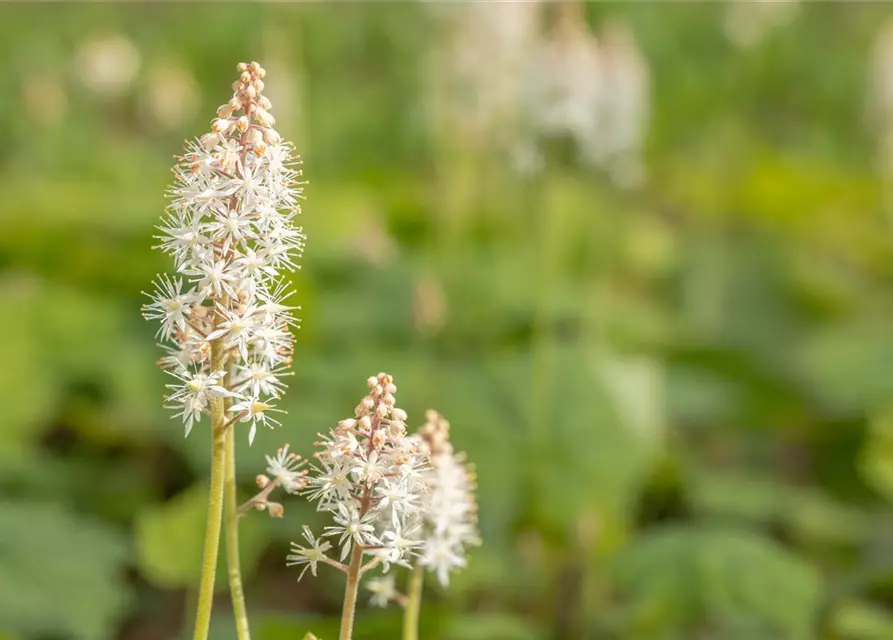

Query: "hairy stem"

xmin=339 ymin=544 xmax=363 ymax=640
xmin=338 ymin=411 xmax=382 ymax=640
xmin=225 ymin=413 xmax=251 ymax=640
xmin=193 ymin=338 xmax=227 ymax=640
xmin=402 ymin=565 xmax=424 ymax=640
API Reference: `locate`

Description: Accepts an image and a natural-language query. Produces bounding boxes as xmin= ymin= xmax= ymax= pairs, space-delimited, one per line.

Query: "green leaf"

xmin=861 ymin=405 xmax=893 ymax=502
xmin=614 ymin=525 xmax=821 ymax=639
xmin=0 ymin=501 xmax=130 ymax=640
xmin=135 ymin=483 xmax=268 ymax=589
xmin=689 ymin=471 xmax=873 ymax=545
xmin=444 ymin=614 xmax=545 ymax=640
xmin=831 ymin=599 xmax=893 ymax=640
xmin=0 ymin=276 xmax=57 ymax=465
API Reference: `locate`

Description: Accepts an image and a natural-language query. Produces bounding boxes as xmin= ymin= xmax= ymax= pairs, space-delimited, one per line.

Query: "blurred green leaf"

xmin=444 ymin=613 xmax=545 ymax=640
xmin=690 ymin=471 xmax=874 ymax=545
xmin=0 ymin=501 xmax=130 ymax=640
xmin=862 ymin=405 xmax=893 ymax=502
xmin=831 ymin=599 xmax=893 ymax=640
xmin=614 ymin=525 xmax=821 ymax=638
xmin=135 ymin=483 xmax=268 ymax=589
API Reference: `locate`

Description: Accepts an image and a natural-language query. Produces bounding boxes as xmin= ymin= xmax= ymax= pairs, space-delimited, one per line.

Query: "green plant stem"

xmin=339 ymin=544 xmax=363 ymax=640
xmin=225 ymin=422 xmax=251 ymax=640
xmin=402 ymin=565 xmax=424 ymax=640
xmin=193 ymin=339 xmax=227 ymax=640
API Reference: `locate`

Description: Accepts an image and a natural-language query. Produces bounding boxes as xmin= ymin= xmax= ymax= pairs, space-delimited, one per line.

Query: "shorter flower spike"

xmin=283 ymin=374 xmax=429 ymax=581
xmin=411 ymin=410 xmax=481 ymax=586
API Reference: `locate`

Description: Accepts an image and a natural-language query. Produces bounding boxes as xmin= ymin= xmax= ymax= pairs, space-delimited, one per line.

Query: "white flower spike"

xmin=143 ymin=61 xmax=305 ymax=445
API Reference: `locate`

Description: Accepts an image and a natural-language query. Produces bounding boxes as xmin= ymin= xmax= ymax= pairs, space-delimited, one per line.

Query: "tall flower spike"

xmin=283 ymin=374 xmax=429 ymax=640
xmin=411 ymin=410 xmax=480 ymax=587
xmin=143 ymin=60 xmax=305 ymax=445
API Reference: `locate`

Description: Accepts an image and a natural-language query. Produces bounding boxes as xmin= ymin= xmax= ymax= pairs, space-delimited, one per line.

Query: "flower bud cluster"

xmin=142 ymin=61 xmax=304 ymax=444
xmin=411 ymin=410 xmax=480 ymax=586
xmin=286 ymin=374 xmax=429 ymax=579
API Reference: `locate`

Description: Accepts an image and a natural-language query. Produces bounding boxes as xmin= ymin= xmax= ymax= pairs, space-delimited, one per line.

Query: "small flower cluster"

xmin=286 ymin=374 xmax=429 ymax=579
xmin=241 ymin=444 xmax=309 ymax=518
xmin=142 ymin=61 xmax=304 ymax=444
xmin=411 ymin=411 xmax=480 ymax=586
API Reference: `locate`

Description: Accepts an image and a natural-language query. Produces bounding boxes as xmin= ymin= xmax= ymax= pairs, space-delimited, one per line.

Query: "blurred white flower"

xmin=75 ymin=34 xmax=140 ymax=98
xmin=426 ymin=0 xmax=541 ymax=143
xmin=142 ymin=60 xmax=200 ymax=129
xmin=724 ymin=0 xmax=801 ymax=49
xmin=871 ymin=18 xmax=893 ymax=180
xmin=521 ymin=5 xmax=650 ymax=187
xmin=590 ymin=21 xmax=650 ymax=188
xmin=366 ymin=574 xmax=398 ymax=608
xmin=411 ymin=411 xmax=480 ymax=586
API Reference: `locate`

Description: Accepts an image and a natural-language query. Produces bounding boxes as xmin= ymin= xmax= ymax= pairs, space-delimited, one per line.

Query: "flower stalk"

xmin=193 ymin=337 xmax=227 ymax=640
xmin=339 ymin=544 xmax=364 ymax=640
xmin=402 ymin=565 xmax=424 ymax=640
xmin=143 ymin=59 xmax=304 ymax=640
xmin=225 ymin=421 xmax=251 ymax=640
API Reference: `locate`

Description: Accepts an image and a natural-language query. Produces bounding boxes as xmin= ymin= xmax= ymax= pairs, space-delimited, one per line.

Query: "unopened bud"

xmin=255 ymin=106 xmax=275 ymax=127
xmin=240 ymin=71 xmax=251 ymax=84
xmin=359 ymin=415 xmax=372 ymax=431
xmin=211 ymin=118 xmax=231 ymax=134
xmin=367 ymin=376 xmax=378 ymax=388
xmin=256 ymin=474 xmax=270 ymax=489
xmin=267 ymin=502 xmax=284 ymax=518
xmin=237 ymin=62 xmax=249 ymax=73
xmin=338 ymin=418 xmax=358 ymax=430
xmin=216 ymin=104 xmax=233 ymax=119
xmin=392 ymin=408 xmax=407 ymax=422
xmin=236 ymin=116 xmax=249 ymax=132
xmin=245 ymin=84 xmax=257 ymax=99
xmin=264 ymin=128 xmax=281 ymax=144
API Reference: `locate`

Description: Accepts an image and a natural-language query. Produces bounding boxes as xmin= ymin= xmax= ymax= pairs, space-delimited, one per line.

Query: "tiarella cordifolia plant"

xmin=142 ymin=61 xmax=304 ymax=640
xmin=364 ymin=411 xmax=480 ymax=640
xmin=280 ymin=373 xmax=429 ymax=640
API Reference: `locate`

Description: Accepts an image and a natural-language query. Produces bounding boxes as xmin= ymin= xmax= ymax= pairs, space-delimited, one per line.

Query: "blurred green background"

xmin=4 ymin=1 xmax=893 ymax=639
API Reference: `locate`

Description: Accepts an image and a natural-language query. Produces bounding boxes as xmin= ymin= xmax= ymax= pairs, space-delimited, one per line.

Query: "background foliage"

xmin=2 ymin=2 xmax=893 ymax=639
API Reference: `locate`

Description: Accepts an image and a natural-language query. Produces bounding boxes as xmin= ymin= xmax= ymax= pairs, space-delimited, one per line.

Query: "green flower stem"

xmin=339 ymin=544 xmax=363 ymax=640
xmin=402 ymin=565 xmax=424 ymax=640
xmin=225 ymin=411 xmax=251 ymax=640
xmin=193 ymin=338 xmax=227 ymax=640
